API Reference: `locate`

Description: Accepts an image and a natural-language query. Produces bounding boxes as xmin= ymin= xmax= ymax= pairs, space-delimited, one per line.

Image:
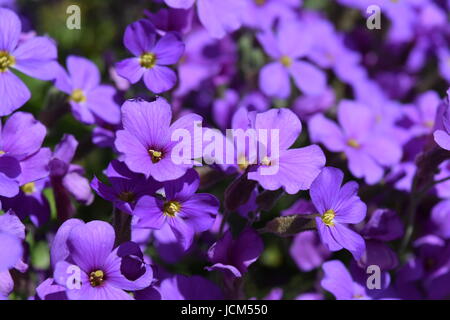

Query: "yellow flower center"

xmin=424 ymin=120 xmax=434 ymax=128
xmin=163 ymin=201 xmax=181 ymax=218
xmin=237 ymin=155 xmax=249 ymax=171
xmin=21 ymin=182 xmax=36 ymax=195
xmin=261 ymin=156 xmax=272 ymax=166
xmin=347 ymin=139 xmax=360 ymax=149
xmin=280 ymin=55 xmax=292 ymax=67
xmin=70 ymin=89 xmax=87 ymax=103
xmin=322 ymin=209 xmax=336 ymax=226
xmin=118 ymin=191 xmax=135 ymax=203
xmin=0 ymin=150 xmax=5 ymax=155
xmin=254 ymin=0 xmax=266 ymax=5
xmin=140 ymin=53 xmax=156 ymax=69
xmin=89 ymin=270 xmax=105 ymax=287
xmin=148 ymin=149 xmax=163 ymax=163
xmin=0 ymin=51 xmax=15 ymax=72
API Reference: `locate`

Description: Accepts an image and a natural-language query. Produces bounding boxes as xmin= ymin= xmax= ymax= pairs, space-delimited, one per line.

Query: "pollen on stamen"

xmin=148 ymin=149 xmax=163 ymax=163
xmin=280 ymin=55 xmax=292 ymax=67
xmin=140 ymin=53 xmax=156 ymax=69
xmin=0 ymin=51 xmax=15 ymax=72
xmin=89 ymin=270 xmax=105 ymax=287
xmin=21 ymin=182 xmax=36 ymax=195
xmin=237 ymin=155 xmax=249 ymax=171
xmin=347 ymin=139 xmax=360 ymax=149
xmin=261 ymin=156 xmax=272 ymax=166
xmin=163 ymin=201 xmax=181 ymax=218
xmin=321 ymin=209 xmax=336 ymax=226
xmin=70 ymin=89 xmax=87 ymax=103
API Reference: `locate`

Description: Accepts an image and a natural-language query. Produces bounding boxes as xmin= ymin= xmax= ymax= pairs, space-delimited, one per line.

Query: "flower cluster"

xmin=1 ymin=0 xmax=450 ymax=300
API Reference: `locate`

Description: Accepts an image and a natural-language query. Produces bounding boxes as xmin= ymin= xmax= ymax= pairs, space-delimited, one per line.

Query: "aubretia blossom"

xmin=310 ymin=167 xmax=366 ymax=259
xmin=0 ymin=211 xmax=24 ymax=272
xmin=133 ymin=169 xmax=219 ymax=250
xmin=53 ymin=219 xmax=153 ymax=300
xmin=309 ymin=100 xmax=402 ymax=184
xmin=163 ymin=0 xmax=243 ymax=39
xmin=55 ymin=56 xmax=120 ymax=125
xmin=206 ymin=227 xmax=263 ymax=278
xmin=246 ymin=108 xmax=326 ymax=194
xmin=0 ymin=8 xmax=58 ymax=115
xmin=0 ymin=112 xmax=50 ymax=198
xmin=257 ymin=20 xmax=326 ymax=98
xmin=116 ymin=20 xmax=185 ymax=94
xmin=434 ymin=91 xmax=450 ymax=150
xmin=91 ymin=160 xmax=161 ymax=215
xmin=114 ymin=97 xmax=202 ymax=182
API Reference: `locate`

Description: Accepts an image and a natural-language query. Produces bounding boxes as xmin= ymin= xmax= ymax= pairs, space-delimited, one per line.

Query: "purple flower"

xmin=91 ymin=160 xmax=161 ymax=215
xmin=0 ymin=8 xmax=59 ymax=115
xmin=0 ymin=112 xmax=50 ymax=199
xmin=0 ymin=211 xmax=24 ymax=272
xmin=49 ymin=134 xmax=93 ymax=221
xmin=257 ymin=20 xmax=326 ymax=98
xmin=290 ymin=231 xmax=330 ymax=272
xmin=116 ymin=20 xmax=184 ymax=94
xmin=321 ymin=260 xmax=371 ymax=300
xmin=164 ymin=0 xmax=243 ymax=39
xmin=136 ymin=274 xmax=223 ymax=300
xmin=114 ymin=97 xmax=202 ymax=182
xmin=246 ymin=108 xmax=326 ymax=194
xmin=52 ymin=219 xmax=153 ymax=300
xmin=309 ymin=100 xmax=402 ymax=184
xmin=144 ymin=8 xmax=193 ymax=35
xmin=55 ymin=56 xmax=121 ymax=125
xmin=133 ymin=169 xmax=219 ymax=250
xmin=434 ymin=90 xmax=450 ymax=150
xmin=0 ymin=178 xmax=50 ymax=227
xmin=310 ymin=167 xmax=366 ymax=259
xmin=206 ymin=227 xmax=263 ymax=278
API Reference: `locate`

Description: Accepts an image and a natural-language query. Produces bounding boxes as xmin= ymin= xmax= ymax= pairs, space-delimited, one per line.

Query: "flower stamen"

xmin=21 ymin=182 xmax=36 ymax=195
xmin=89 ymin=270 xmax=105 ymax=287
xmin=140 ymin=53 xmax=156 ymax=69
xmin=163 ymin=201 xmax=181 ymax=218
xmin=70 ymin=89 xmax=87 ymax=103
xmin=0 ymin=51 xmax=15 ymax=72
xmin=148 ymin=149 xmax=163 ymax=163
xmin=322 ymin=209 xmax=336 ymax=226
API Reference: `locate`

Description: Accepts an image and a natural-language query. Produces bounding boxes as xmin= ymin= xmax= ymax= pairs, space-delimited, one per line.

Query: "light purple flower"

xmin=0 ymin=112 xmax=50 ymax=199
xmin=257 ymin=20 xmax=326 ymax=98
xmin=247 ymin=108 xmax=326 ymax=194
xmin=114 ymin=97 xmax=202 ymax=182
xmin=52 ymin=219 xmax=153 ymax=300
xmin=55 ymin=55 xmax=121 ymax=125
xmin=133 ymin=169 xmax=219 ymax=250
xmin=290 ymin=231 xmax=330 ymax=272
xmin=309 ymin=100 xmax=402 ymax=184
xmin=310 ymin=167 xmax=366 ymax=260
xmin=116 ymin=20 xmax=184 ymax=94
xmin=0 ymin=8 xmax=59 ymax=115
xmin=434 ymin=90 xmax=450 ymax=150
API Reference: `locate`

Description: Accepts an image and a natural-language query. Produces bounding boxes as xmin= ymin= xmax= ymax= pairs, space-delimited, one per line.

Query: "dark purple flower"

xmin=114 ymin=97 xmax=202 ymax=182
xmin=206 ymin=227 xmax=263 ymax=278
xmin=164 ymin=0 xmax=243 ymax=39
xmin=55 ymin=56 xmax=120 ymax=125
xmin=53 ymin=219 xmax=153 ymax=300
xmin=0 ymin=8 xmax=58 ymax=115
xmin=91 ymin=160 xmax=161 ymax=215
xmin=136 ymin=274 xmax=223 ymax=300
xmin=116 ymin=20 xmax=184 ymax=94
xmin=133 ymin=169 xmax=219 ymax=250
xmin=310 ymin=167 xmax=366 ymax=260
